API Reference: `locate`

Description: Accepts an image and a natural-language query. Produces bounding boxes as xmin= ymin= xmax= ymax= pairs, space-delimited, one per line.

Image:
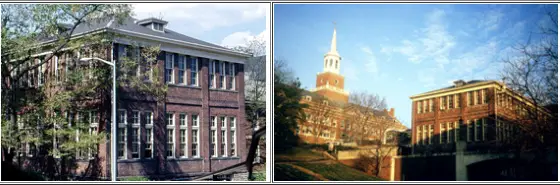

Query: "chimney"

xmin=389 ymin=108 xmax=395 ymax=118
xmin=453 ymin=80 xmax=466 ymax=87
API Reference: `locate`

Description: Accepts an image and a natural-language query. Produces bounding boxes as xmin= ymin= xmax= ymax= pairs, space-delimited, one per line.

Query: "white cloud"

xmin=478 ymin=9 xmax=504 ymax=33
xmin=132 ymin=3 xmax=267 ymax=32
xmin=449 ymin=41 xmax=498 ymax=76
xmin=221 ymin=29 xmax=266 ymax=47
xmin=360 ymin=46 xmax=379 ymax=75
xmin=380 ymin=9 xmax=455 ymax=69
xmin=418 ymin=68 xmax=437 ymax=88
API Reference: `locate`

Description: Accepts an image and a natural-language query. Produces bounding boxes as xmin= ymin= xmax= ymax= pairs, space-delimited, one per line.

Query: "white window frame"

xmin=166 ymin=113 xmax=175 ymax=158
xmin=190 ymin=57 xmax=199 ymax=86
xmin=131 ymin=111 xmax=140 ymax=159
xmin=229 ymin=62 xmax=235 ymax=90
xmin=220 ymin=61 xmax=226 ymax=89
xmin=144 ymin=111 xmax=153 ymax=159
xmin=209 ymin=60 xmax=216 ymax=88
xmin=178 ymin=55 xmax=186 ymax=84
xmin=230 ymin=117 xmax=237 ymax=156
xmin=179 ymin=113 xmax=188 ymax=158
xmin=165 ymin=53 xmax=174 ymax=84
xmin=192 ymin=115 xmax=200 ymax=157
xmin=416 ymin=126 xmax=421 ymax=145
xmin=117 ymin=109 xmax=127 ymax=159
xmin=211 ymin=129 xmax=217 ymax=157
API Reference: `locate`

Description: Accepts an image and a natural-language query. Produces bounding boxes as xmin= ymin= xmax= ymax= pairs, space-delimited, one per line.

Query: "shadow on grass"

xmin=274 ymin=163 xmax=319 ymax=181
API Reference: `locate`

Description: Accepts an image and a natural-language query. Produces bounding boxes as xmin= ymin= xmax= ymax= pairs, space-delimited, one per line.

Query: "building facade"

xmin=10 ymin=16 xmax=251 ymax=179
xmin=410 ymin=80 xmax=549 ymax=154
xmin=296 ymin=26 xmax=405 ymax=145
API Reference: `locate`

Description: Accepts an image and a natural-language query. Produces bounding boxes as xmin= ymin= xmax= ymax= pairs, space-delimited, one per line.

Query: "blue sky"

xmin=133 ymin=3 xmax=267 ymax=48
xmin=274 ymin=4 xmax=557 ymax=127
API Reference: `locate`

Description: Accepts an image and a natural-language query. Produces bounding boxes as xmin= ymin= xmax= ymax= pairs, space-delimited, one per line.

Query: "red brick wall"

xmin=315 ymin=88 xmax=349 ymax=103
xmin=316 ymin=72 xmax=345 ymax=89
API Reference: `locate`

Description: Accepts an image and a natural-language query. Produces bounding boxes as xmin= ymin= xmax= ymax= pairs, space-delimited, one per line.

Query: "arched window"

xmin=329 ymin=59 xmax=333 ymax=68
xmin=324 ymin=59 xmax=327 ymax=68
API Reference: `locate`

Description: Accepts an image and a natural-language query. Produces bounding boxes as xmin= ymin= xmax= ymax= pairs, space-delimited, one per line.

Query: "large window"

xmin=468 ymin=91 xmax=473 ymax=106
xmin=429 ymin=99 xmax=433 ymax=112
xmin=422 ymin=100 xmax=427 ymax=113
xmin=131 ymin=111 xmax=140 ymax=159
xmin=417 ymin=101 xmax=421 ymax=114
xmin=455 ymin=94 xmax=460 ymax=108
xmin=428 ymin=124 xmax=433 ymax=144
xmin=228 ymin=62 xmax=235 ymax=90
xmin=416 ymin=126 xmax=421 ymax=145
xmin=190 ymin=57 xmax=198 ymax=86
xmin=221 ymin=129 xmax=226 ymax=157
xmin=211 ymin=130 xmax=217 ymax=157
xmin=475 ymin=119 xmax=482 ymax=141
xmin=482 ymin=89 xmax=488 ymax=104
xmin=448 ymin=95 xmax=453 ymax=109
xmin=467 ymin=120 xmax=474 ymax=142
xmin=220 ymin=61 xmax=226 ymax=89
xmin=230 ymin=117 xmax=237 ymax=156
xmin=178 ymin=55 xmax=186 ymax=84
xmin=422 ymin=125 xmax=427 ymax=145
xmin=191 ymin=114 xmax=199 ymax=157
xmin=118 ymin=110 xmax=127 ymax=159
xmin=38 ymin=59 xmax=45 ymax=86
xmin=144 ymin=111 xmax=153 ymax=158
xmin=166 ymin=113 xmax=175 ymax=158
xmin=209 ymin=60 xmax=216 ymax=88
xmin=440 ymin=123 xmax=447 ymax=144
xmin=179 ymin=113 xmax=187 ymax=158
xmin=165 ymin=53 xmax=174 ymax=84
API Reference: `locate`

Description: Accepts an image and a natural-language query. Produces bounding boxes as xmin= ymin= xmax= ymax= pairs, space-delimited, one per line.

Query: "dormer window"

xmin=152 ymin=23 xmax=164 ymax=32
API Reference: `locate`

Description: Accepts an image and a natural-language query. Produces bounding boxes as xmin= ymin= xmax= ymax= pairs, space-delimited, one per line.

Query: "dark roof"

xmin=419 ymin=80 xmax=490 ymax=95
xmin=135 ymin=17 xmax=168 ymax=25
xmin=42 ymin=16 xmax=232 ymax=51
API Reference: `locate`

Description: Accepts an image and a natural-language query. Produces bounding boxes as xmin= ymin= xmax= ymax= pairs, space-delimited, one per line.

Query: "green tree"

xmin=274 ymin=58 xmax=306 ymax=152
xmin=1 ymin=4 xmax=132 ymax=180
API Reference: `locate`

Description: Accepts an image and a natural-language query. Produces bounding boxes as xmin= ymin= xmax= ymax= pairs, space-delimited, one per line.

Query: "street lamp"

xmin=80 ymin=57 xmax=117 ymax=181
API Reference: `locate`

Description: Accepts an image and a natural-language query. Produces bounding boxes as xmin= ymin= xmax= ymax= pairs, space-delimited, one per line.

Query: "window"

xmin=38 ymin=59 xmax=45 ymax=86
xmin=221 ymin=129 xmax=226 ymax=157
xmin=167 ymin=127 xmax=175 ymax=158
xmin=447 ymin=122 xmax=454 ymax=143
xmin=209 ymin=60 xmax=216 ymax=88
xmin=440 ymin=123 xmax=447 ymax=144
xmin=167 ymin=113 xmax=174 ymax=126
xmin=454 ymin=122 xmax=459 ymax=142
xmin=190 ymin=57 xmax=199 ymax=86
xmin=118 ymin=110 xmax=127 ymax=159
xmin=211 ymin=116 xmax=217 ymax=128
xmin=55 ymin=56 xmax=62 ymax=83
xmin=211 ymin=130 xmax=217 ymax=157
xmin=192 ymin=114 xmax=199 ymax=127
xmin=165 ymin=53 xmax=174 ymax=83
xmin=228 ymin=62 xmax=235 ymax=90
xmin=416 ymin=126 xmax=421 ymax=145
xmin=417 ymin=101 xmax=421 ymax=114
xmin=448 ymin=95 xmax=453 ymax=109
xmin=474 ymin=90 xmax=479 ymax=105
xmin=145 ymin=112 xmax=153 ymax=158
xmin=428 ymin=125 xmax=434 ymax=144
xmin=131 ymin=111 xmax=140 ymax=159
xmin=179 ymin=129 xmax=187 ymax=158
xmin=439 ymin=97 xmax=444 ymax=110
xmin=192 ymin=129 xmax=199 ymax=157
xmin=496 ymin=120 xmax=502 ymax=141
xmin=422 ymin=100 xmax=427 ymax=113
xmin=180 ymin=114 xmax=186 ymax=126
xmin=475 ymin=119 xmax=482 ymax=141
xmin=422 ymin=125 xmax=427 ymax=145
xmin=455 ymin=94 xmax=460 ymax=108
xmin=220 ymin=61 xmax=226 ymax=89
xmin=230 ymin=117 xmax=237 ymax=156
xmin=482 ymin=89 xmax=488 ymax=104
xmin=178 ymin=55 xmax=185 ymax=84
xmin=153 ymin=23 xmax=164 ymax=31
xmin=468 ymin=91 xmax=473 ymax=106
xmin=467 ymin=120 xmax=474 ymax=142
xmin=429 ymin=99 xmax=433 ymax=112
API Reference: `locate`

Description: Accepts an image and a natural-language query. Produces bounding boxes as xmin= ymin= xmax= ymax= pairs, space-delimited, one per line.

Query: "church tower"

xmin=311 ymin=23 xmax=349 ymax=103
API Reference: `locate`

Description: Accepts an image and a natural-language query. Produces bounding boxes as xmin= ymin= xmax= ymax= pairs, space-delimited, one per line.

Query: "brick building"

xmin=410 ymin=80 xmax=551 ymax=154
xmin=9 ymin=16 xmax=252 ymax=179
xmin=296 ymin=26 xmax=405 ymax=145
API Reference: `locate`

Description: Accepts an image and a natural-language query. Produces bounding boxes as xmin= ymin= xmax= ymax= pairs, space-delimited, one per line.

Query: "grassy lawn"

xmin=274 ymin=163 xmax=319 ymax=181
xmin=275 ymin=147 xmax=325 ymax=162
xmin=294 ymin=162 xmax=384 ymax=181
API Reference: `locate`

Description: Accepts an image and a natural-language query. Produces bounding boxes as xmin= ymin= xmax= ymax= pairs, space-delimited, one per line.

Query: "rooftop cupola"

xmin=136 ymin=17 xmax=168 ymax=32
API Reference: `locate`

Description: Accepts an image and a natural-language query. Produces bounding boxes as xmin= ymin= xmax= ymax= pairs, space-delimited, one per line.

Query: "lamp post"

xmin=80 ymin=57 xmax=117 ymax=181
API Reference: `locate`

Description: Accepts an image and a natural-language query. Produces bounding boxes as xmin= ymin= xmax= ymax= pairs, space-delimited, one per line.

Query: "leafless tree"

xmin=344 ymin=91 xmax=387 ymax=145
xmin=302 ymin=97 xmax=336 ymax=144
xmin=498 ymin=8 xmax=558 ymax=155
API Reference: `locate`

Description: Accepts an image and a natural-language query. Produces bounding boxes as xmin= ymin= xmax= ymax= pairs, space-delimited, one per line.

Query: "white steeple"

xmin=323 ymin=22 xmax=341 ymax=74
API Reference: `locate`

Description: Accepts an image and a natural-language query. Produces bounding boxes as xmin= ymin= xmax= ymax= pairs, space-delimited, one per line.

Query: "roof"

xmin=39 ymin=16 xmax=243 ymax=54
xmin=410 ymin=80 xmax=495 ymax=99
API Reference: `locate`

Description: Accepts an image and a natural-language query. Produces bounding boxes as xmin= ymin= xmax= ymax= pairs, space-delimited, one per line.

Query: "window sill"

xmin=211 ymin=156 xmax=240 ymax=160
xmin=167 ymin=157 xmax=203 ymax=161
xmin=209 ymin=88 xmax=238 ymax=93
xmin=117 ymin=158 xmax=154 ymax=163
xmin=168 ymin=84 xmax=201 ymax=89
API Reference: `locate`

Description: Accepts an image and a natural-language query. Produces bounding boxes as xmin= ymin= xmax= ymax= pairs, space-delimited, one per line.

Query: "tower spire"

xmin=330 ymin=21 xmax=337 ymax=53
